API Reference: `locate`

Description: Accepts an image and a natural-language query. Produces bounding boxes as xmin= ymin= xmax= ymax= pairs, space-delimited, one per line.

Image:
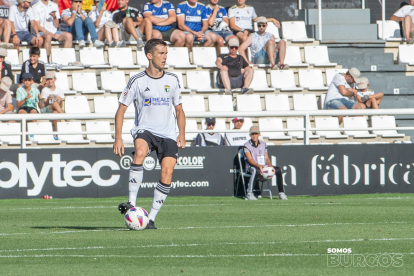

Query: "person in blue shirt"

xmin=176 ymin=0 xmax=217 ymax=52
xmin=143 ymin=0 xmax=185 ymax=46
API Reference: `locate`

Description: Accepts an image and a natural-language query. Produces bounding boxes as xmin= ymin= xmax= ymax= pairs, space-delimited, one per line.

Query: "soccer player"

xmin=113 ymin=38 xmax=186 ymax=230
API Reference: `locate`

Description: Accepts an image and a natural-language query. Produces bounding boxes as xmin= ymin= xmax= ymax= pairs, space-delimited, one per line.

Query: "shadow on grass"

xmin=30 ymin=226 xmax=124 ymax=230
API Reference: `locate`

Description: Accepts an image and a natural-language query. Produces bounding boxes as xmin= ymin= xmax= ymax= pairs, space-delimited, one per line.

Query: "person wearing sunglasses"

xmin=193 ymin=117 xmax=226 ymax=146
xmin=216 ymin=37 xmax=254 ymax=94
xmin=225 ymin=117 xmax=250 ymax=146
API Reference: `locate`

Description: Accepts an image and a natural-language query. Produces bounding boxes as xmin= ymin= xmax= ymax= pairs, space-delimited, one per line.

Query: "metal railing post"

xmin=305 ymin=114 xmax=310 ymax=145
xmin=362 ymin=0 xmax=365 ymax=9
xmin=21 ymin=118 xmax=26 ymax=149
xmin=298 ymin=0 xmax=302 ymax=10
xmin=318 ymin=0 xmax=322 ymax=40
xmin=382 ymin=0 xmax=386 ymax=40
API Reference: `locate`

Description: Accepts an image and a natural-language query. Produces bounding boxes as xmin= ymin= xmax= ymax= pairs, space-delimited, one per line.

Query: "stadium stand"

xmin=283 ymin=46 xmax=309 ymax=67
xmin=270 ymin=70 xmax=302 ymax=91
xmin=28 ymin=122 xmax=61 ymax=144
xmin=57 ymin=122 xmax=90 ymax=144
xmin=265 ymin=94 xmax=290 ymax=111
xmin=100 ymin=71 xmax=127 ymax=93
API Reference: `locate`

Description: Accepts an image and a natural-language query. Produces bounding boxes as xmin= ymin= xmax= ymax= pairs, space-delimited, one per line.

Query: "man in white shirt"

xmin=356 ymin=77 xmax=384 ymax=109
xmin=390 ymin=1 xmax=414 ymax=43
xmin=228 ymin=0 xmax=257 ymax=42
xmin=225 ymin=117 xmax=250 ymax=146
xmin=193 ymin=117 xmax=226 ymax=146
xmin=32 ymin=0 xmax=73 ymax=59
xmin=9 ymin=0 xmax=43 ymax=48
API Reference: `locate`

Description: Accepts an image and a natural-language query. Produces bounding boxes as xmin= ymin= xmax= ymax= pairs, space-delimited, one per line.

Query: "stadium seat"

xmin=248 ymin=70 xmax=274 ymax=92
xmin=168 ymin=71 xmax=190 ymax=92
xmin=230 ymin=117 xmax=253 ymax=130
xmin=183 ymin=119 xmax=198 ymax=141
xmin=6 ymin=49 xmax=20 ymax=69
xmin=22 ymin=48 xmax=48 ymax=64
xmin=28 ymin=122 xmax=61 ymax=144
xmin=298 ymin=69 xmax=328 ymax=91
xmin=287 ymin=117 xmax=320 ymax=139
xmin=192 ymin=47 xmax=217 ymax=68
xmin=51 ymin=48 xmax=82 ymax=69
xmin=259 ymin=118 xmax=292 ymax=140
xmin=315 ymin=117 xmax=348 ymax=139
xmin=101 ymin=71 xmax=126 ymax=93
xmin=284 ymin=46 xmax=309 ymax=67
xmin=65 ymin=96 xmax=91 ymax=113
xmin=304 ymin=46 xmax=337 ymax=67
xmin=270 ymin=70 xmax=302 ymax=91
xmin=236 ymin=94 xmax=262 ymax=111
xmin=254 ymin=22 xmax=281 ymax=42
xmin=166 ymin=47 xmax=196 ymax=68
xmin=182 ymin=95 xmax=205 ymax=112
xmin=293 ymin=94 xmax=318 ymax=110
xmin=79 ymin=48 xmax=111 ymax=68
xmin=0 ymin=123 xmax=28 ymax=145
xmin=208 ymin=95 xmax=233 ymax=112
xmin=54 ymin=72 xmax=75 ymax=95
xmin=281 ymin=21 xmax=315 ymax=42
xmin=325 ymin=68 xmax=348 ymax=86
xmin=319 ymin=93 xmax=326 ymax=110
xmin=371 ymin=116 xmax=405 ymax=138
xmin=86 ymin=121 xmax=114 ymax=143
xmin=136 ymin=49 xmax=149 ymax=67
xmin=398 ymin=45 xmax=414 ymax=65
xmin=94 ymin=96 xmax=119 ymax=114
xmin=122 ymin=119 xmax=134 ymax=144
xmin=343 ymin=117 xmax=377 ymax=138
xmin=377 ymin=20 xmax=403 ymax=41
xmin=220 ymin=47 xmax=229 ymax=55
xmin=72 ymin=73 xmax=104 ymax=94
xmin=129 ymin=71 xmax=144 ymax=78
xmin=57 ymin=122 xmax=90 ymax=144
xmin=265 ymin=94 xmax=290 ymax=111
xmin=108 ymin=48 xmax=141 ymax=69
xmin=186 ymin=71 xmax=219 ymax=92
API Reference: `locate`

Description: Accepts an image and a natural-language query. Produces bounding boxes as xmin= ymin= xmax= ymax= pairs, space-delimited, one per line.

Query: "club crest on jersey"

xmin=219 ymin=12 xmax=223 ymax=17
xmin=144 ymin=98 xmax=151 ymax=106
xmin=163 ymin=7 xmax=167 ymax=13
xmin=197 ymin=10 xmax=201 ymax=15
xmin=164 ymin=85 xmax=170 ymax=93
xmin=144 ymin=4 xmax=148 ymax=10
xmin=177 ymin=8 xmax=181 ymax=13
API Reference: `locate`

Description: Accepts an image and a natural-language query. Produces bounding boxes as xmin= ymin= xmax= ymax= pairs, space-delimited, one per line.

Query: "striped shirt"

xmin=143 ymin=1 xmax=175 ymax=32
xmin=61 ymin=8 xmax=88 ymax=32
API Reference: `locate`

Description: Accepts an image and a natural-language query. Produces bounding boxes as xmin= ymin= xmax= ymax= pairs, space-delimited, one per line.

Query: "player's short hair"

xmin=29 ymin=47 xmax=41 ymax=56
xmin=144 ymin=38 xmax=167 ymax=56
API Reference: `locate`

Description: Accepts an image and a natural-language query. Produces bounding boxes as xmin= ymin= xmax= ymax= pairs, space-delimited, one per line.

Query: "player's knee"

xmin=134 ymin=148 xmax=147 ymax=159
xmin=162 ymin=166 xmax=174 ymax=177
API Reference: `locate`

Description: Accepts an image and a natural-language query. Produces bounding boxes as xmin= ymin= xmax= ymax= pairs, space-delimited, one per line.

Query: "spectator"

xmin=0 ymin=77 xmax=14 ymax=115
xmin=0 ymin=48 xmax=14 ymax=81
xmin=20 ymin=47 xmax=46 ymax=87
xmin=390 ymin=1 xmax=414 ymax=44
xmin=243 ymin=125 xmax=287 ymax=200
xmin=356 ymin=77 xmax=384 ymax=109
xmin=61 ymin=0 xmax=105 ymax=48
xmin=215 ymin=37 xmax=253 ymax=94
xmin=176 ymin=0 xmax=217 ymax=53
xmin=41 ymin=71 xmax=64 ymax=138
xmin=143 ymin=0 xmax=185 ymax=47
xmin=324 ymin=68 xmax=366 ymax=124
xmin=9 ymin=0 xmax=43 ymax=48
xmin=32 ymin=0 xmax=73 ymax=59
xmin=225 ymin=117 xmax=250 ymax=146
xmin=206 ymin=0 xmax=237 ymax=54
xmin=16 ymin=72 xmax=43 ymax=114
xmin=0 ymin=19 xmax=16 ymax=49
xmin=228 ymin=0 xmax=257 ymax=42
xmin=111 ymin=0 xmax=149 ymax=50
xmin=193 ymin=117 xmax=226 ymax=146
xmin=88 ymin=1 xmax=121 ymax=46
xmin=238 ymin=16 xmax=288 ymax=70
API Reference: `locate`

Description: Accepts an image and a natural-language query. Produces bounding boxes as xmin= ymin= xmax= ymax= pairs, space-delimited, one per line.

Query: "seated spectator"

xmin=9 ymin=0 xmax=43 ymax=49
xmin=215 ymin=37 xmax=253 ymax=94
xmin=176 ymin=0 xmax=217 ymax=53
xmin=111 ymin=0 xmax=149 ymax=50
xmin=228 ymin=0 xmax=257 ymax=42
xmin=88 ymin=1 xmax=121 ymax=47
xmin=61 ymin=0 xmax=105 ymax=48
xmin=193 ymin=117 xmax=226 ymax=146
xmin=206 ymin=0 xmax=237 ymax=54
xmin=0 ymin=48 xmax=14 ymax=81
xmin=390 ymin=1 xmax=414 ymax=44
xmin=238 ymin=16 xmax=288 ymax=70
xmin=0 ymin=18 xmax=16 ymax=49
xmin=243 ymin=125 xmax=287 ymax=200
xmin=143 ymin=0 xmax=185 ymax=47
xmin=16 ymin=72 xmax=43 ymax=114
xmin=324 ymin=67 xmax=366 ymax=124
xmin=32 ymin=0 xmax=73 ymax=59
xmin=0 ymin=77 xmax=14 ymax=115
xmin=20 ymin=47 xmax=46 ymax=87
xmin=356 ymin=77 xmax=384 ymax=109
xmin=41 ymin=72 xmax=64 ymax=138
xmin=225 ymin=117 xmax=250 ymax=146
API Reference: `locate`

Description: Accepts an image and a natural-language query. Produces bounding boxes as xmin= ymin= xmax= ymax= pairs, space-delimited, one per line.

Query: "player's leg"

xmin=246 ymin=167 xmax=258 ymax=200
xmin=273 ymin=166 xmax=287 ymax=200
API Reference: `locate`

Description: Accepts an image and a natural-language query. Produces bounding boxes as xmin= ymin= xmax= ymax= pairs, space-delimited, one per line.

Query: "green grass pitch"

xmin=0 ymin=194 xmax=413 ymax=275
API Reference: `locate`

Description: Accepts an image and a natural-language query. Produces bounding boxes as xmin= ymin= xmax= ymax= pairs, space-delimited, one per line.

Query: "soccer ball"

xmin=124 ymin=207 xmax=149 ymax=230
xmin=261 ymin=166 xmax=275 ymax=180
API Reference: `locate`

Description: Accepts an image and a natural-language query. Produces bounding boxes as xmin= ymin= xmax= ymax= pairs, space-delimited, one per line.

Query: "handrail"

xmin=382 ymin=0 xmax=386 ymax=40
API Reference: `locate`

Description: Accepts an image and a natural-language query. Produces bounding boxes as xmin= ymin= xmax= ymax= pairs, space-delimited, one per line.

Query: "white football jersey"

xmin=228 ymin=5 xmax=257 ymax=30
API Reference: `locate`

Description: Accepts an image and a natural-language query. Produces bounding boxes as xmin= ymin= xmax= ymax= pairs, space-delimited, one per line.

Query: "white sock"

xmin=128 ymin=164 xmax=143 ymax=206
xmin=148 ymin=181 xmax=170 ymax=222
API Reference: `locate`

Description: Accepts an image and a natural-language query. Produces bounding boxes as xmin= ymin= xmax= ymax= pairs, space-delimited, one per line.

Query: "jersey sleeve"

xmin=88 ymin=11 xmax=97 ymax=22
xmin=61 ymin=9 xmax=71 ymax=19
xmin=332 ymin=74 xmax=346 ymax=87
xmin=243 ymin=146 xmax=250 ymax=154
xmin=8 ymin=5 xmax=16 ymax=23
xmin=228 ymin=7 xmax=235 ymax=18
xmin=394 ymin=6 xmax=410 ymax=18
xmin=201 ymin=6 xmax=208 ymax=20
xmin=176 ymin=4 xmax=184 ymax=16
xmin=171 ymin=76 xmax=182 ymax=107
xmin=27 ymin=8 xmax=36 ymax=21
xmin=251 ymin=7 xmax=257 ymax=19
xmin=143 ymin=3 xmax=151 ymax=14
xmin=16 ymin=88 xmax=25 ymax=101
xmin=119 ymin=78 xmax=137 ymax=106
xmin=168 ymin=2 xmax=175 ymax=10
xmin=221 ymin=7 xmax=228 ymax=18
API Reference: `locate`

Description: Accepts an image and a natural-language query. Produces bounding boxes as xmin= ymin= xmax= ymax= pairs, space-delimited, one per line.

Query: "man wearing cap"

xmin=238 ymin=16 xmax=288 ymax=70
xmin=356 ymin=77 xmax=384 ymax=109
xmin=243 ymin=125 xmax=287 ymax=200
xmin=216 ymin=37 xmax=254 ymax=94
xmin=8 ymin=0 xmax=43 ymax=48
xmin=324 ymin=68 xmax=366 ymax=124
xmin=193 ymin=117 xmax=226 ymax=146
xmin=0 ymin=77 xmax=14 ymax=115
xmin=0 ymin=48 xmax=14 ymax=81
xmin=225 ymin=117 xmax=250 ymax=146
xmin=41 ymin=71 xmax=65 ymax=136
xmin=16 ymin=72 xmax=43 ymax=114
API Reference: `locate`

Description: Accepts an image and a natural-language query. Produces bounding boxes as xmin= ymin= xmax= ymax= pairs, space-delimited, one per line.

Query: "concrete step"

xmin=362 ymin=73 xmax=414 ymax=95
xmin=329 ymin=52 xmax=395 ymax=66
xmin=309 ymin=24 xmax=378 ymax=40
xmin=298 ymin=9 xmax=372 ymax=25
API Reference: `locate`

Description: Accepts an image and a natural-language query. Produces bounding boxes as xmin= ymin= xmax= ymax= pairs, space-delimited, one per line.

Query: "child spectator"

xmin=0 ymin=77 xmax=13 ymax=115
xmin=19 ymin=47 xmax=46 ymax=87
xmin=16 ymin=73 xmax=43 ymax=114
xmin=356 ymin=77 xmax=384 ymax=109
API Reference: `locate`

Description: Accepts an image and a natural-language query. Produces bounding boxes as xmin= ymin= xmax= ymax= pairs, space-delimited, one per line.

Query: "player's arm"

xmin=390 ymin=14 xmax=404 ymax=21
xmin=177 ymin=14 xmax=197 ymax=35
xmin=113 ymin=103 xmax=128 ymax=157
xmin=244 ymin=151 xmax=264 ymax=174
xmin=175 ymin=103 xmax=186 ymax=148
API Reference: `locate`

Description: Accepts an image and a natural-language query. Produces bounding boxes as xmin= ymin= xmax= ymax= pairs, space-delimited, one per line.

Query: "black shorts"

xmin=232 ymin=29 xmax=254 ymax=36
xmin=19 ymin=106 xmax=38 ymax=113
xmin=133 ymin=130 xmax=178 ymax=162
xmin=217 ymin=71 xmax=245 ymax=89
